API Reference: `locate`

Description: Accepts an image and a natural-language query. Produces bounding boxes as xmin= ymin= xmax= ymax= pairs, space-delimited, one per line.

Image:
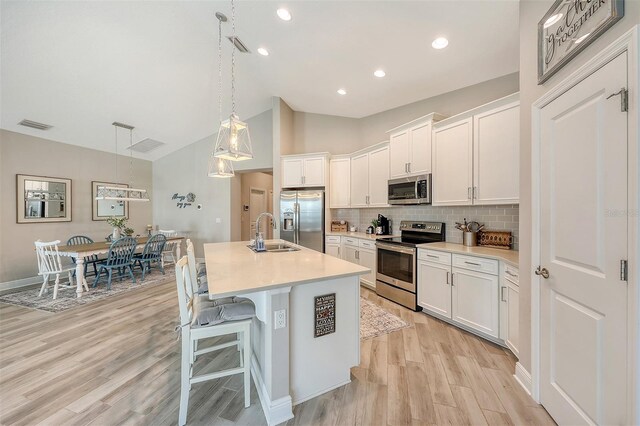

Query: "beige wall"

xmin=152 ymin=109 xmax=273 ymax=257
xmin=286 ymin=72 xmax=519 ymax=155
xmin=240 ymin=172 xmax=274 ymax=241
xmin=518 ymin=1 xmax=640 ymax=374
xmin=0 ymin=129 xmax=153 ymax=283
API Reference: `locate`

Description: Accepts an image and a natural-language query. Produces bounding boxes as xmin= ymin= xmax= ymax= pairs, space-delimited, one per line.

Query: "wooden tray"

xmin=331 ymin=221 xmax=348 ymax=232
xmin=477 ymin=230 xmax=512 ymax=250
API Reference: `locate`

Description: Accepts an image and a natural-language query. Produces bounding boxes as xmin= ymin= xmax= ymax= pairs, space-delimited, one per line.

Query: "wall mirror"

xmin=17 ymin=174 xmax=72 ymax=223
xmin=92 ymin=181 xmax=129 ymax=221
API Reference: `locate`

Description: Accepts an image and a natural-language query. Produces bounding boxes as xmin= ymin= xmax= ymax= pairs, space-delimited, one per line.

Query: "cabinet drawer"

xmin=325 ymin=235 xmax=341 ymax=244
xmin=503 ymin=264 xmax=519 ymax=285
xmin=359 ymin=240 xmax=376 ymax=250
xmin=452 ymin=254 xmax=498 ymax=275
xmin=343 ymin=237 xmax=358 ymax=247
xmin=418 ymin=249 xmax=451 ymax=266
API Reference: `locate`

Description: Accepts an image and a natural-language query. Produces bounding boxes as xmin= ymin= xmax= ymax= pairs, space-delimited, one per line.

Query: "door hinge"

xmin=620 ymin=260 xmax=628 ymax=282
xmin=607 ymin=88 xmax=628 ymax=112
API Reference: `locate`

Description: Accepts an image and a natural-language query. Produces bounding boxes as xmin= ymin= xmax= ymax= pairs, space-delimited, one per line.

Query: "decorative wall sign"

xmin=172 ymin=192 xmax=196 ymax=209
xmin=538 ymin=0 xmax=624 ymax=84
xmin=314 ymin=293 xmax=336 ymax=338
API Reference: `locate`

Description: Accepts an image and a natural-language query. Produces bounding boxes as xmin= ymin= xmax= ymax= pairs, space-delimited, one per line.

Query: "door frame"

xmin=249 ymin=186 xmax=268 ymax=239
xmin=530 ymin=26 xmax=639 ymax=423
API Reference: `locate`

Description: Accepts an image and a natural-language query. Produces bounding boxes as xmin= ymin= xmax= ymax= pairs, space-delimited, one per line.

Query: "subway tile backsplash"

xmin=331 ymin=204 xmax=519 ymax=250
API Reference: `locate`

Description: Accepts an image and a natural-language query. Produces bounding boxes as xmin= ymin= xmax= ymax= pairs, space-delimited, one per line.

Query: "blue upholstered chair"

xmin=66 ymin=235 xmax=101 ymax=277
xmin=133 ymin=234 xmax=166 ymax=280
xmin=93 ymin=237 xmax=138 ymax=290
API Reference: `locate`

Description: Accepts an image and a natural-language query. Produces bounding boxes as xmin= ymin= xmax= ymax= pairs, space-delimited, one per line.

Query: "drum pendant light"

xmin=213 ymin=0 xmax=253 ymax=162
xmin=208 ymin=11 xmax=235 ymax=177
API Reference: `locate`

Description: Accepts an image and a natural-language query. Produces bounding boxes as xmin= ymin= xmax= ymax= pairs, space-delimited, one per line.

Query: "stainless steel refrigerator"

xmin=280 ymin=190 xmax=325 ymax=252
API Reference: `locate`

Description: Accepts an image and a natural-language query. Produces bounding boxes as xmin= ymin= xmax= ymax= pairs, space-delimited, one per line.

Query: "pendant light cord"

xmin=114 ymin=125 xmax=118 ymax=184
xmin=129 ymin=128 xmax=134 ymax=188
xmin=231 ymin=0 xmax=236 ymax=115
xmin=218 ymin=13 xmax=223 ymax=124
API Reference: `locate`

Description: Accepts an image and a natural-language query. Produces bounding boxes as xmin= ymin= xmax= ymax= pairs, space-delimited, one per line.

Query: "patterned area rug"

xmin=360 ymin=297 xmax=410 ymax=339
xmin=0 ymin=267 xmax=175 ymax=313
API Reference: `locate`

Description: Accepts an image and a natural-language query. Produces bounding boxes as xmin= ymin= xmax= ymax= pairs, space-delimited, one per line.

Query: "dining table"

xmin=56 ymin=236 xmax=185 ymax=297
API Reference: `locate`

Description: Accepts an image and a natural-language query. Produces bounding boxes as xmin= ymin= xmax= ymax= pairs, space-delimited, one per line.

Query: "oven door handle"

xmin=375 ymin=243 xmax=416 ymax=255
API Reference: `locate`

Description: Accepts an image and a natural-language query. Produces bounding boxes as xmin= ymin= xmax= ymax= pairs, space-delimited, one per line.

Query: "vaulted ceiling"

xmin=0 ymin=1 xmax=519 ymax=160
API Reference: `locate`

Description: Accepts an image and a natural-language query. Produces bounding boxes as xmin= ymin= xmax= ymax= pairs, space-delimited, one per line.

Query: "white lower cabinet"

xmin=325 ymin=236 xmax=342 ymax=258
xmin=500 ymin=264 xmax=519 ymax=357
xmin=342 ymin=237 xmax=376 ymax=289
xmin=418 ymin=248 xmax=511 ymax=347
xmin=451 ymin=267 xmax=499 ymax=338
xmin=417 ymin=260 xmax=451 ymax=317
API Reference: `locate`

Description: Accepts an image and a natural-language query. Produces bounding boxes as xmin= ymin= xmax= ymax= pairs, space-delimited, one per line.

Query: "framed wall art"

xmin=92 ymin=181 xmax=129 ymax=221
xmin=17 ymin=174 xmax=72 ymax=223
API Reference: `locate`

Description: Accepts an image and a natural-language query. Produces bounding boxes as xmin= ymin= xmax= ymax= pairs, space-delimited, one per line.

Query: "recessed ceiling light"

xmin=543 ymin=13 xmax=563 ymax=28
xmin=337 ymin=89 xmax=347 ymax=95
xmin=277 ymin=8 xmax=292 ymax=21
xmin=257 ymin=47 xmax=269 ymax=56
xmin=431 ymin=37 xmax=449 ymax=49
xmin=574 ymin=32 xmax=591 ymax=44
xmin=374 ymin=69 xmax=386 ymax=78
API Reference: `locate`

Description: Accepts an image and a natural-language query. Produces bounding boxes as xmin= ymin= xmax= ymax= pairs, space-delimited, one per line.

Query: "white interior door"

xmin=538 ymin=52 xmax=628 ymax=425
xmin=249 ymin=188 xmax=267 ymax=240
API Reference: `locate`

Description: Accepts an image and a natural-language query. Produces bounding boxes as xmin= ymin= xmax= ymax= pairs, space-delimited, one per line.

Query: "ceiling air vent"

xmin=227 ymin=36 xmax=251 ymax=53
xmin=127 ymin=138 xmax=165 ymax=153
xmin=18 ymin=119 xmax=52 ymax=130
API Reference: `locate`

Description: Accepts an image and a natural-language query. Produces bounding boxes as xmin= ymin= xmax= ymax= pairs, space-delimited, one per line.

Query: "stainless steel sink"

xmin=247 ymin=242 xmax=300 ymax=253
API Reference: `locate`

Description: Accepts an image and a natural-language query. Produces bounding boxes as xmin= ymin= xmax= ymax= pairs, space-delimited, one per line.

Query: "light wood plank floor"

xmin=0 ymin=280 xmax=555 ymax=425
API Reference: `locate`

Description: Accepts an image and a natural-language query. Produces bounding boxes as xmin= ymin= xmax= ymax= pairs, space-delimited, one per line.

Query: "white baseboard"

xmin=251 ymin=356 xmax=294 ymax=426
xmin=514 ymin=362 xmax=532 ymax=396
xmin=0 ymin=275 xmax=41 ymax=292
xmin=292 ymin=378 xmax=351 ymax=406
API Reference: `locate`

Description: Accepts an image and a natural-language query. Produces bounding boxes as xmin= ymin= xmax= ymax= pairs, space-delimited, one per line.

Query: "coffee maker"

xmin=378 ymin=214 xmax=391 ymax=235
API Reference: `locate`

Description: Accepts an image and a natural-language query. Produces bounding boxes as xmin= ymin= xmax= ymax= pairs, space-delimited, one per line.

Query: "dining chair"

xmin=93 ymin=237 xmax=138 ymax=290
xmin=174 ymin=256 xmax=254 ymax=426
xmin=158 ymin=229 xmax=178 ymax=267
xmin=35 ymin=240 xmax=84 ymax=299
xmin=186 ymin=239 xmax=208 ymax=295
xmin=133 ymin=234 xmax=166 ymax=280
xmin=66 ymin=235 xmax=101 ymax=277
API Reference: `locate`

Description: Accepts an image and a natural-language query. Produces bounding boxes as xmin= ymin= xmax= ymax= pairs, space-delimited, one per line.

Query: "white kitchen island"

xmin=203 ymin=240 xmax=368 ymax=426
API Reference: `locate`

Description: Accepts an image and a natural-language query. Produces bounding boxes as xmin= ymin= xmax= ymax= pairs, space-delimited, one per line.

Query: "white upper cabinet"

xmin=432 ymin=93 xmax=520 ymax=206
xmin=281 ymin=153 xmax=329 ymax=188
xmin=350 ymin=143 xmax=389 ymax=208
xmin=473 ymin=101 xmax=520 ymax=205
xmin=433 ymin=118 xmax=474 ymax=206
xmin=388 ymin=113 xmax=445 ymax=179
xmin=329 ymin=156 xmax=351 ymax=208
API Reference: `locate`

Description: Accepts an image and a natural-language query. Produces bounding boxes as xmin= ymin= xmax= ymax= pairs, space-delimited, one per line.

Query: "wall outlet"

xmin=274 ymin=309 xmax=287 ymax=329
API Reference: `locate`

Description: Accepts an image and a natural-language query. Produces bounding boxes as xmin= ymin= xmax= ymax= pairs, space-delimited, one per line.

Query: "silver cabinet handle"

xmin=501 ymin=286 xmax=507 ymax=302
xmin=464 ymin=261 xmax=481 ymax=266
xmin=505 ymin=270 xmax=517 ymax=277
xmin=427 ymin=254 xmax=439 ymax=258
xmin=338 ymin=246 xmax=341 ymax=256
xmin=535 ymin=266 xmax=550 ymax=279
xmin=473 ymin=186 xmax=477 ymax=199
xmin=446 ymin=271 xmax=450 ymax=285
xmin=451 ymin=273 xmax=454 ymax=286
xmin=356 ymin=250 xmax=359 ymax=260
xmin=468 ymin=187 xmax=471 ymax=200
xmin=408 ymin=163 xmax=411 ymax=173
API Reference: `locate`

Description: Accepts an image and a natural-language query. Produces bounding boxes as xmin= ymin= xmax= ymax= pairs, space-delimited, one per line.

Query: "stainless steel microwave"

xmin=388 ymin=174 xmax=432 ymax=205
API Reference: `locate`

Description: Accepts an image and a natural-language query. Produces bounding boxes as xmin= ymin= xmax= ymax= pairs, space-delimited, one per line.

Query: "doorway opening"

xmin=233 ymin=170 xmax=274 ymax=242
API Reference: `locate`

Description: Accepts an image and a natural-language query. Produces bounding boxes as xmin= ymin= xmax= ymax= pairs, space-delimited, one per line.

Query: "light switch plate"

xmin=215 ymin=218 xmax=222 ymax=223
xmin=274 ymin=309 xmax=286 ymax=329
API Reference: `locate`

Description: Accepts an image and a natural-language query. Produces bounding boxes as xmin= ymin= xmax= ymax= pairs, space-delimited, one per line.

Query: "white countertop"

xmin=418 ymin=242 xmax=519 ymax=266
xmin=204 ymin=240 xmax=370 ymax=298
xmin=325 ymin=231 xmax=398 ymax=240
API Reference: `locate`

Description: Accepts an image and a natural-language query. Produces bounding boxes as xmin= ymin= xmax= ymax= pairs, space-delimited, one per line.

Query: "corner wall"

xmin=152 ymin=109 xmax=272 ymax=256
xmin=0 ymin=129 xmax=153 ymax=283
xmin=518 ymin=0 xmax=640 ymax=375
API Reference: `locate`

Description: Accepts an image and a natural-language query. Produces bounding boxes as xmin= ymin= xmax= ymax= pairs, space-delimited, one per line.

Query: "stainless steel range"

xmin=375 ymin=220 xmax=446 ymax=311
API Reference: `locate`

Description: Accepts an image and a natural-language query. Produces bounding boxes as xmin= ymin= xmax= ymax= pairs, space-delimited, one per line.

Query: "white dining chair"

xmin=174 ymin=257 xmax=254 ymax=426
xmin=158 ymin=229 xmax=178 ymax=267
xmin=35 ymin=240 xmax=86 ymax=299
xmin=186 ymin=239 xmax=208 ymax=295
